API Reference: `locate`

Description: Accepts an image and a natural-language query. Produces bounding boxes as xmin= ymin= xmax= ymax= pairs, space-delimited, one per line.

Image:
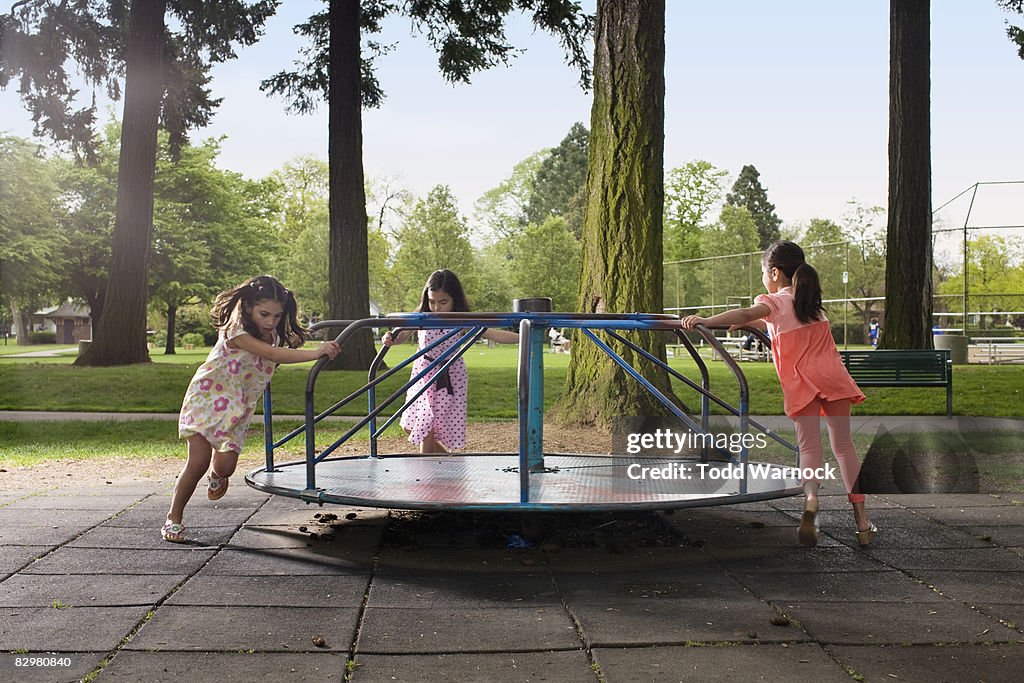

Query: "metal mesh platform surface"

xmin=246 ymin=453 xmax=802 ymax=512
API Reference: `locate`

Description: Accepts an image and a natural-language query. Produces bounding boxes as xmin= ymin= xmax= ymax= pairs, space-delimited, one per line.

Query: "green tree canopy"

xmin=0 ymin=135 xmax=62 ymax=343
xmin=509 ymin=216 xmax=581 ymax=311
xmin=663 ymin=159 xmax=729 ymax=262
xmin=392 ymin=185 xmax=476 ymax=310
xmin=997 ymin=1 xmax=1024 ymax=58
xmin=725 ymin=164 xmax=781 ymax=249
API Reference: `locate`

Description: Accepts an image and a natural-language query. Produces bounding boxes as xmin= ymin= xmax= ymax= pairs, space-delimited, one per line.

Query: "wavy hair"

xmin=210 ymin=275 xmax=308 ymax=348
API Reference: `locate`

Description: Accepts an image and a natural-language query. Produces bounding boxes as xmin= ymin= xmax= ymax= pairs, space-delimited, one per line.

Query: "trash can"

xmin=934 ymin=334 xmax=968 ymax=365
xmin=78 ymin=340 xmax=92 ymax=356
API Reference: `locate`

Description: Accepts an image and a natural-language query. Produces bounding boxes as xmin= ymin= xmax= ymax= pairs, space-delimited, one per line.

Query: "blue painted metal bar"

xmin=273 ymin=327 xmax=467 ymax=451
xmin=579 ymin=328 xmax=704 ymax=435
xmin=371 ymin=327 xmax=485 ymax=440
xmin=527 ymin=321 xmax=545 ymax=471
xmin=309 ymin=325 xmax=485 ymax=464
xmin=604 ymin=329 xmax=797 ymax=455
xmin=517 ymin=318 xmax=532 ymax=502
xmin=263 ymin=385 xmax=274 ymax=472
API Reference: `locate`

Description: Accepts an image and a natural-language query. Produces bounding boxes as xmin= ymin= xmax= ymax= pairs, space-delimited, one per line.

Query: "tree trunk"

xmin=11 ymin=301 xmax=30 ymax=345
xmin=165 ymin=302 xmax=177 ymax=355
xmin=75 ymin=0 xmax=166 ymax=366
xmin=880 ymin=0 xmax=932 ymax=349
xmin=324 ymin=0 xmax=375 ymax=370
xmin=555 ymin=0 xmax=670 ymax=426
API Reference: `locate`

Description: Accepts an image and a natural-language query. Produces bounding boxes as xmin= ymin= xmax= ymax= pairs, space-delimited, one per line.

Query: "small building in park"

xmin=33 ymin=301 xmax=93 ymax=343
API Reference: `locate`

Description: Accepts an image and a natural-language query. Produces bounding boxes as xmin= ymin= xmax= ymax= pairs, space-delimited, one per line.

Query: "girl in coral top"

xmin=682 ymin=241 xmax=877 ymax=547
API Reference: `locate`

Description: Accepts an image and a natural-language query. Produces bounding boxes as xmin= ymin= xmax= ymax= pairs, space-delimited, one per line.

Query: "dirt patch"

xmin=0 ymin=421 xmax=613 ymax=493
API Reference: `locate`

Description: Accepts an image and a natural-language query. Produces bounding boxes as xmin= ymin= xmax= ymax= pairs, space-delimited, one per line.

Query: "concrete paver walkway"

xmin=2 ymin=474 xmax=1023 ymax=682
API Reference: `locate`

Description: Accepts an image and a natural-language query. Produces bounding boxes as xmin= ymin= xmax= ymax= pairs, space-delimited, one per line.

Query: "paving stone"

xmin=887 ymin=494 xmax=1015 ymax=508
xmin=570 ymin=598 xmax=797 ymax=647
xmin=0 ymin=573 xmax=185 ymax=607
xmin=0 ymin=651 xmax=103 ymax=682
xmin=166 ymin=574 xmax=368 ymax=607
xmin=102 ymin=506 xmax=256 ymax=528
xmin=593 ymin=643 xmax=852 ymax=682
xmin=358 ymin=606 xmax=579 ymax=654
xmin=974 ymin=603 xmax=1024 ymax=631
xmin=351 ymin=650 xmax=595 ymax=682
xmin=680 ymin=523 xmax=846 ymax=548
xmin=67 ymin=525 xmax=238 ymax=549
xmin=730 ymin=569 xmax=944 ymax=603
xmin=913 ymin=505 xmax=1024 ymax=526
xmin=124 ymin=606 xmax=360 ymax=652
xmin=5 ymin=495 xmax=144 ymax=510
xmin=832 ymin=524 xmax=992 ymax=550
xmin=243 ymin=507 xmax=348 ymax=526
xmin=540 ymin=547 xmax=718 ymax=574
xmin=0 ymin=508 xmax=115 ymax=527
xmin=0 ymin=545 xmax=50 ymax=574
xmin=782 ymin=600 xmax=1007 ymax=645
xmin=0 ymin=606 xmax=149 ymax=651
xmin=22 ymin=547 xmax=216 ymax=575
xmin=369 ymin=570 xmax=558 ymax=608
xmin=709 ymin=546 xmax=887 ymax=573
xmin=553 ymin=569 xmax=750 ymax=604
xmin=960 ymin=525 xmax=1024 ymax=547
xmin=131 ymin=494 xmax=265 ymax=511
xmin=0 ymin=524 xmax=94 ymax=546
xmin=921 ymin=571 xmax=1024 ymax=604
xmin=867 ymin=547 xmax=1024 ymax=571
xmin=771 ymin=495 xmax=899 ymax=512
xmin=95 ymin=651 xmax=344 ymax=682
xmin=199 ymin=546 xmax=371 ymax=575
xmin=830 ymin=643 xmax=1024 ymax=682
xmin=46 ymin=485 xmax=169 ymax=497
xmin=229 ymin=523 xmax=381 ymax=551
xmin=661 ymin=507 xmax=800 ymax=528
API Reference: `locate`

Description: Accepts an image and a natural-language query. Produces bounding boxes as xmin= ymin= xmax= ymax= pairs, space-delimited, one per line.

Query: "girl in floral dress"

xmin=163 ymin=276 xmax=339 ymax=542
xmin=382 ymin=270 xmax=518 ymax=454
xmin=682 ymin=242 xmax=877 ymax=548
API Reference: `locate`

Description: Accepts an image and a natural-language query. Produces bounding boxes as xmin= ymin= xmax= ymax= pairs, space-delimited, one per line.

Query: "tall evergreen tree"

xmin=1 ymin=0 xmax=277 ymax=365
xmin=881 ymin=0 xmax=932 ymax=349
xmin=261 ymin=0 xmax=593 ymax=369
xmin=525 ymin=122 xmax=589 ymax=237
xmin=725 ymin=164 xmax=781 ymax=249
xmin=556 ymin=0 xmax=669 ymax=425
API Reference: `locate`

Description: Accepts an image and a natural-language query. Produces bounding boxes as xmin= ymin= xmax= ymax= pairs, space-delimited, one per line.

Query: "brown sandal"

xmin=856 ymin=523 xmax=878 ymax=547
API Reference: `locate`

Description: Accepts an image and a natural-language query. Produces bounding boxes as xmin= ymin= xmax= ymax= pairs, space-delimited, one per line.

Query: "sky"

xmin=3 ymin=1 xmax=1024 ymax=235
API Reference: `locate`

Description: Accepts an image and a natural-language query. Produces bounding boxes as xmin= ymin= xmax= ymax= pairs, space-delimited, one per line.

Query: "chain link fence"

xmin=665 ymin=181 xmax=1024 ymax=347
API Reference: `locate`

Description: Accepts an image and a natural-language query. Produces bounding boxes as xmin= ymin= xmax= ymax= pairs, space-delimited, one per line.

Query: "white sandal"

xmin=207 ymin=472 xmax=229 ymax=501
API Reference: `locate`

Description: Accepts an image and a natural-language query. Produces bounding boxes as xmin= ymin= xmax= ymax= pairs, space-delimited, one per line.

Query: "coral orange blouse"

xmin=754 ymin=287 xmax=865 ymax=416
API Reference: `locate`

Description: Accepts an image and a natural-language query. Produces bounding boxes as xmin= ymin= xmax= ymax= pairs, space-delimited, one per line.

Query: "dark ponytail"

xmin=762 ymin=241 xmax=825 ymax=324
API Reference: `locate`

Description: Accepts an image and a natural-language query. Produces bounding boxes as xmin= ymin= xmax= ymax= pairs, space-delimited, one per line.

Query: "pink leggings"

xmin=792 ymin=398 xmax=865 ymax=504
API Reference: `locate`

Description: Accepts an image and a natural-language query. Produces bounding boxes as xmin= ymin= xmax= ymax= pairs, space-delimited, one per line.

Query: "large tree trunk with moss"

xmin=324 ymin=0 xmax=375 ymax=370
xmin=880 ymin=0 xmax=933 ymax=349
xmin=75 ymin=0 xmax=166 ymax=366
xmin=555 ymin=0 xmax=669 ymax=426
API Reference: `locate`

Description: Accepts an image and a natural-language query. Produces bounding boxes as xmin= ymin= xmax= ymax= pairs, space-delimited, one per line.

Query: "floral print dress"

xmin=178 ymin=322 xmax=276 ymax=453
xmin=399 ymin=328 xmax=469 ymax=450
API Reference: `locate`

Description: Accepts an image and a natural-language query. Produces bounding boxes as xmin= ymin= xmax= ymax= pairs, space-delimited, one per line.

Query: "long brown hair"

xmin=762 ymin=241 xmax=825 ymax=324
xmin=414 ymin=269 xmax=471 ymax=312
xmin=210 ymin=275 xmax=308 ymax=348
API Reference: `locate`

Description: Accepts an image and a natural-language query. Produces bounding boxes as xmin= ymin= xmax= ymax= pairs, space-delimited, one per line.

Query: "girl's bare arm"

xmin=229 ymin=334 xmax=340 ymax=364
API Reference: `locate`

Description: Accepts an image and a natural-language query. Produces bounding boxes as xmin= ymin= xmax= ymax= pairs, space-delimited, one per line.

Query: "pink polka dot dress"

xmin=178 ymin=322 xmax=277 ymax=453
xmin=399 ymin=328 xmax=469 ymax=450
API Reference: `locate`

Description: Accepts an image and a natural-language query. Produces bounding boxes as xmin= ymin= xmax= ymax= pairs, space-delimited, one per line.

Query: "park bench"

xmin=970 ymin=337 xmax=1024 ymax=365
xmin=839 ymin=349 xmax=953 ymax=418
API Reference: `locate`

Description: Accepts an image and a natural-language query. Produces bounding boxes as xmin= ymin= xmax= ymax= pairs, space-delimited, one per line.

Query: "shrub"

xmin=29 ymin=331 xmax=57 ymax=344
xmin=180 ymin=332 xmax=205 ymax=348
xmin=175 ymin=306 xmax=218 ymax=346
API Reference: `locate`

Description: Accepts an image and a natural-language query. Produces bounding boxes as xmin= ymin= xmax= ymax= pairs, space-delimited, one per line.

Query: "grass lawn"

xmin=1 ymin=343 xmax=1021 ymax=417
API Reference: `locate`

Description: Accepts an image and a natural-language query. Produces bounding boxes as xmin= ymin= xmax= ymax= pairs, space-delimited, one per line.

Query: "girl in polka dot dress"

xmin=163 ymin=276 xmax=340 ymax=542
xmin=382 ymin=270 xmax=518 ymax=454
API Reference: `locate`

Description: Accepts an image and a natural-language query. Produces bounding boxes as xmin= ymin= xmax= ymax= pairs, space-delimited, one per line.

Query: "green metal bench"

xmin=840 ymin=349 xmax=953 ymax=418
